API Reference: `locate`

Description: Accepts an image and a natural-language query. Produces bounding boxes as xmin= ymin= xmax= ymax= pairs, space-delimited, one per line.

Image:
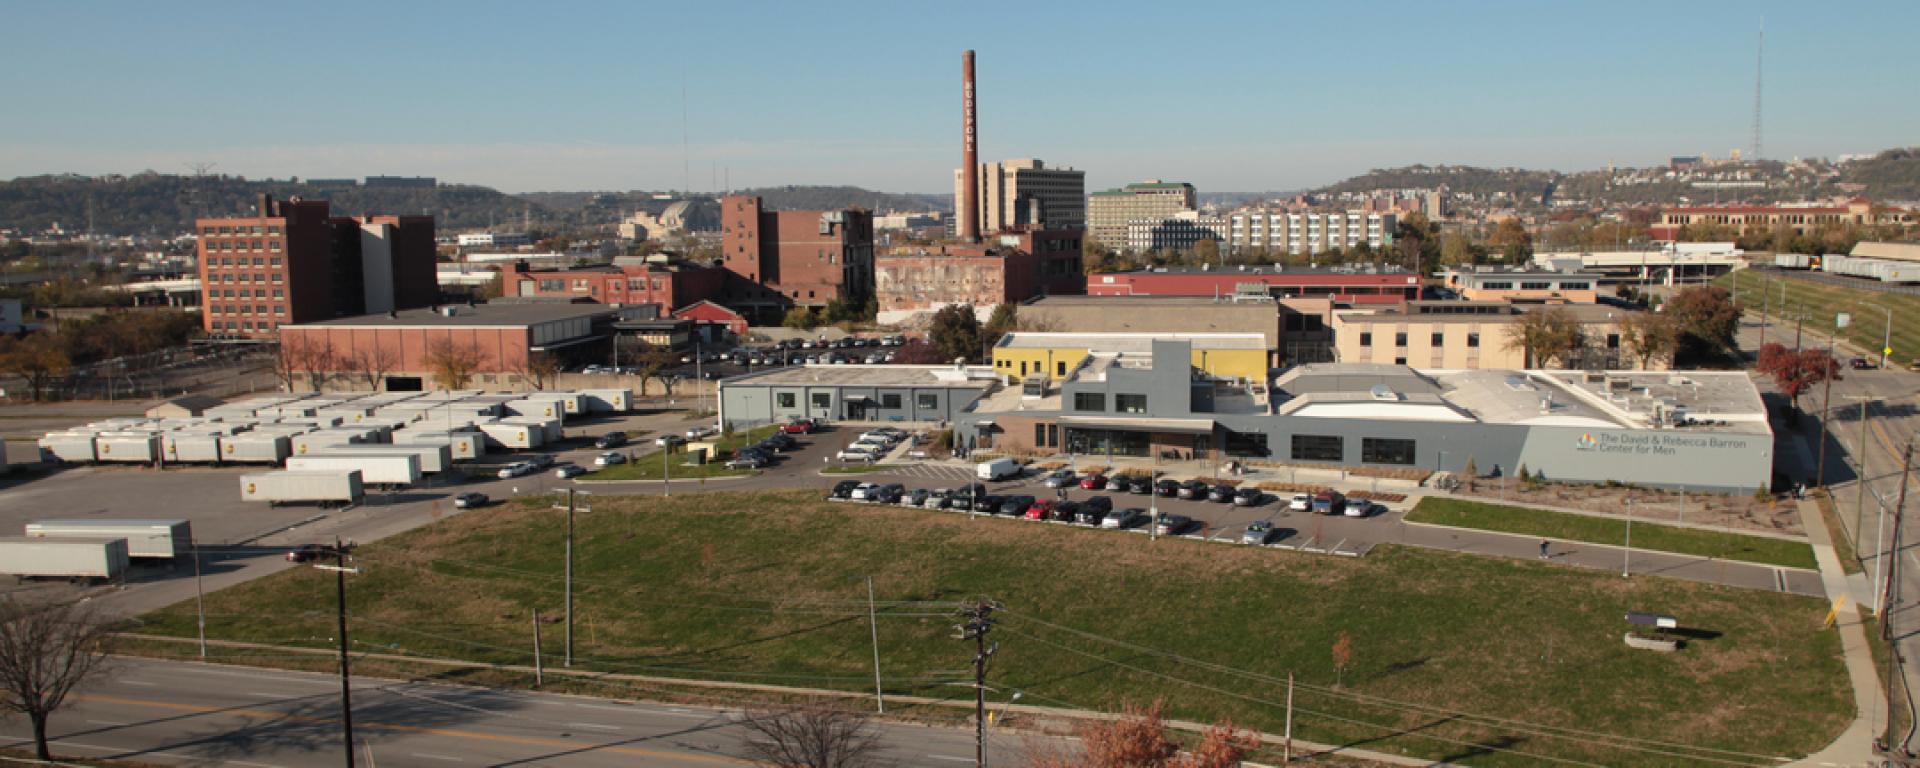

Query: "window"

xmin=1467 ymin=332 xmax=1480 ymax=348
xmin=1115 ymin=393 xmax=1148 ymax=414
xmin=1430 ymin=332 xmax=1444 ymax=346
xmin=539 ymin=279 xmax=564 ymax=291
xmin=881 ymin=393 xmax=902 ymax=409
xmin=777 ymin=392 xmax=797 ymax=408
xmin=1074 ymin=392 xmax=1105 ymax=412
xmin=1520 ymin=282 xmax=1552 ymax=291
xmin=916 ymin=393 xmax=938 ymax=410
xmin=1035 ymin=423 xmax=1048 ymax=447
xmin=1047 ymin=424 xmax=1058 ymax=447
xmin=1361 ymin=437 xmax=1416 ymax=465
xmin=1607 ymin=333 xmax=1620 ymax=349
xmin=811 ymin=393 xmax=831 ymax=409
xmin=1482 ymin=281 xmax=1513 ymax=290
xmin=1291 ymin=434 xmax=1343 ymax=462
xmin=1394 ymin=332 xmax=1407 ymax=347
xmin=1056 ymin=361 xmax=1067 ymax=377
xmin=1562 ymin=282 xmax=1590 ymax=291
xmin=1359 ymin=332 xmax=1372 ymax=347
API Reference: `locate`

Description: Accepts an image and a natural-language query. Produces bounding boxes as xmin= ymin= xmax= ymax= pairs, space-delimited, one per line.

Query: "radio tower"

xmin=1750 ymin=20 xmax=1764 ymax=163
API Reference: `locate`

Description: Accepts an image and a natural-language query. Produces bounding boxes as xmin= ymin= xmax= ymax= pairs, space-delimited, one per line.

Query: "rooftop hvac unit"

xmin=1369 ymin=384 xmax=1397 ymax=401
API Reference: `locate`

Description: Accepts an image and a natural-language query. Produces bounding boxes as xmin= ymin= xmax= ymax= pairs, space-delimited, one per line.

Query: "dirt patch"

xmin=1454 ymin=479 xmax=1802 ymax=535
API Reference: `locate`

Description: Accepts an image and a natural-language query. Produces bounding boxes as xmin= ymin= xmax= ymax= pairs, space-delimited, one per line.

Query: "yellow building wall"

xmin=993 ymin=345 xmax=1269 ymax=382
xmin=1186 ymin=348 xmax=1269 ymax=382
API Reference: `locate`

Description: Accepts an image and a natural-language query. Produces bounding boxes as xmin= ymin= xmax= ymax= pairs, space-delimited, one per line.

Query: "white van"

xmin=976 ymin=458 xmax=1020 ymax=481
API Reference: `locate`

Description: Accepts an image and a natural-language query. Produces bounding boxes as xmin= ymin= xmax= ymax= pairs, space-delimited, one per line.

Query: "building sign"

xmin=1574 ymin=431 xmax=1754 ymax=457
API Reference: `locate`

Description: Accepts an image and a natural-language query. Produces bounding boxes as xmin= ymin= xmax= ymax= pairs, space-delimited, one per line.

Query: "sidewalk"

xmin=1791 ymin=496 xmax=1886 ymax=767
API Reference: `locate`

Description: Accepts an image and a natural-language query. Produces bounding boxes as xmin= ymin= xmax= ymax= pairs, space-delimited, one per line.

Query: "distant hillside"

xmin=1320 ymin=164 xmax=1563 ymax=204
xmin=734 ymin=186 xmax=945 ymax=213
xmin=0 ymin=173 xmax=559 ymax=235
xmin=1836 ymin=148 xmax=1920 ymax=201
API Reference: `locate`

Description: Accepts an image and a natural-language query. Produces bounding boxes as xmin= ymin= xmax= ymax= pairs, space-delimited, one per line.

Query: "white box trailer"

xmin=287 ymin=454 xmax=421 ymax=486
xmin=311 ymin=443 xmax=452 ymax=474
xmin=1773 ymin=253 xmax=1812 ymax=269
xmin=476 ymin=422 xmax=540 ymax=450
xmin=95 ymin=434 xmax=161 ymax=463
xmin=164 ymin=433 xmax=224 ymax=463
xmin=25 ymin=519 xmax=192 ymax=559
xmin=394 ymin=431 xmax=485 ymax=460
xmin=504 ymin=399 xmax=565 ymax=420
xmin=241 ymin=470 xmax=364 ymax=507
xmin=528 ymin=392 xmax=585 ymax=417
xmin=579 ymin=388 xmax=633 ymax=413
xmin=290 ymin=427 xmax=390 ymax=457
xmin=501 ymin=416 xmax=563 ymax=441
xmin=221 ymin=434 xmax=292 ymax=464
xmin=0 ymin=537 xmax=129 ymax=581
xmin=39 ymin=432 xmax=97 ymax=463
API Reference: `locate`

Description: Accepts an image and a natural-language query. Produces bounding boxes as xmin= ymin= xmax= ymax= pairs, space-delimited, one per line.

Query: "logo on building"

xmin=1576 ymin=433 xmax=1599 ymax=451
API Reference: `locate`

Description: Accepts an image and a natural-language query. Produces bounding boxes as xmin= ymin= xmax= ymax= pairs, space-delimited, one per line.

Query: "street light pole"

xmin=551 ymin=489 xmax=588 ymax=667
xmin=312 ymin=539 xmax=360 ymax=768
xmin=1622 ymin=497 xmax=1635 ymax=578
xmin=192 ymin=537 xmax=207 ymax=660
xmin=1867 ymin=303 xmax=1892 ymax=370
xmin=864 ymin=575 xmax=884 ymax=714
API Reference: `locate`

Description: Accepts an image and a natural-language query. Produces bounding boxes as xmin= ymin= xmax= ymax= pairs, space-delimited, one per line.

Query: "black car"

xmin=872 ymin=484 xmax=906 ymax=504
xmin=959 ymin=482 xmax=987 ymax=499
xmin=829 ymin=480 xmax=861 ymax=500
xmin=998 ymin=495 xmax=1036 ymax=516
xmin=1051 ymin=501 xmax=1081 ymax=522
xmin=1104 ymin=476 xmax=1129 ymax=492
xmin=1127 ymin=477 xmax=1154 ymax=495
xmin=1176 ymin=480 xmax=1209 ymax=500
xmin=1232 ymin=487 xmax=1265 ymax=507
xmin=594 ymin=431 xmax=629 ymax=449
xmin=1207 ymin=484 xmax=1237 ymax=503
xmin=1081 ymin=495 xmax=1114 ymax=517
xmin=947 ymin=486 xmax=985 ymax=509
xmin=1155 ymin=479 xmax=1182 ymax=497
xmin=1153 ymin=513 xmax=1194 ymax=536
xmin=973 ymin=495 xmax=1005 ymax=513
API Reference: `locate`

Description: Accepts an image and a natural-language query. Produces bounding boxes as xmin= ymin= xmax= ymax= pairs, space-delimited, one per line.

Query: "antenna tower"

xmin=1751 ymin=20 xmax=1764 ymax=162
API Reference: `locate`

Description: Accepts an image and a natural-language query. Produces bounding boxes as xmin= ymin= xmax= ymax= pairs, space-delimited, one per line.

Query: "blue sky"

xmin=2 ymin=0 xmax=1914 ymax=194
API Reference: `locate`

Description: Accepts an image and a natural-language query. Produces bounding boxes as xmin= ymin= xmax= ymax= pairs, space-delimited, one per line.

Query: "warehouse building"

xmin=278 ymin=303 xmax=650 ymax=391
xmin=954 ymin=340 xmax=1770 ymax=493
xmin=717 ymin=364 xmax=999 ymax=428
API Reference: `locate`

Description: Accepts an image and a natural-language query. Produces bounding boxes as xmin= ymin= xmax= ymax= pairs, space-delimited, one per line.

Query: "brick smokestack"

xmin=961 ymin=49 xmax=980 ymax=243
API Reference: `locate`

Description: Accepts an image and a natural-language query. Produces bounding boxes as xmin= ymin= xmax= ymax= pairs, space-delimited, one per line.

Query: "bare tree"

xmin=626 ymin=341 xmax=674 ymax=396
xmin=0 ymin=597 xmax=113 ymax=761
xmin=270 ymin=338 xmax=305 ymax=391
xmin=1502 ymin=308 xmax=1585 ymax=369
xmin=740 ymin=703 xmax=883 ymax=768
xmin=1024 ymin=699 xmax=1259 ymax=768
xmin=340 ymin=345 xmax=399 ymax=392
xmin=423 ymin=338 xmax=487 ymax=390
xmin=515 ymin=351 xmax=563 ymax=392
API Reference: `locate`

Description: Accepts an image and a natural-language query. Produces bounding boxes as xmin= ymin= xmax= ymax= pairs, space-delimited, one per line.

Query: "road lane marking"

xmin=411 ymin=753 xmax=465 ymax=762
xmin=72 ymin=694 xmax=748 ymax=765
xmin=566 ymin=721 xmax=622 ymax=731
xmin=245 ymin=691 xmax=286 ymax=698
xmin=120 ymin=680 xmax=157 ymax=687
xmin=85 ymin=719 xmax=128 ymax=726
xmin=927 ymin=756 xmax=974 ymax=763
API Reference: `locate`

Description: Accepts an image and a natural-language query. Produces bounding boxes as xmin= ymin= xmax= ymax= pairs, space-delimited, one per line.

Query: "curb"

xmin=1400 ymin=519 xmax=1819 ymax=573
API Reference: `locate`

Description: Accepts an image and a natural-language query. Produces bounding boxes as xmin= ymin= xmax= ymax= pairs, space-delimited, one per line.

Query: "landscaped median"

xmin=583 ymin=425 xmax=781 ymax=481
xmin=1408 ymin=496 xmax=1819 ymax=570
xmin=129 ymin=489 xmax=1850 ymax=766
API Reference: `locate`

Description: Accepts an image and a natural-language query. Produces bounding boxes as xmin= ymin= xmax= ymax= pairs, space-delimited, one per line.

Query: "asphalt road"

xmin=0 ymin=656 xmax=1033 ymax=768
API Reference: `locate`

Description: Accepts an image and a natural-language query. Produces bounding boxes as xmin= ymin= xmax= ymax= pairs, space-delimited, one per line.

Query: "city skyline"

xmin=1 ymin=0 xmax=1915 ymax=194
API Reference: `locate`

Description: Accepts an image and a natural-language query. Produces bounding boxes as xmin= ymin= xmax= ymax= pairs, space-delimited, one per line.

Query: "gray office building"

xmin=718 ymin=364 xmax=1000 ymax=428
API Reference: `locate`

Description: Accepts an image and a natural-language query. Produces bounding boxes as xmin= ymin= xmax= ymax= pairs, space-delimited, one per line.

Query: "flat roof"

xmin=998 ymin=332 xmax=1268 ymax=352
xmin=295 ymin=303 xmax=617 ymax=328
xmin=722 ymin=364 xmax=999 ymax=390
xmin=1096 ymin=266 xmax=1415 ymax=278
xmin=1025 ymin=295 xmax=1278 ymax=309
xmin=1335 ymin=303 xmax=1637 ymax=325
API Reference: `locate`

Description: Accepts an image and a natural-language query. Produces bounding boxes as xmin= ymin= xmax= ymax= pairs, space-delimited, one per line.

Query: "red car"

xmin=780 ymin=419 xmax=816 ymax=434
xmin=1024 ymin=499 xmax=1057 ymax=520
xmin=1079 ymin=473 xmax=1106 ymax=490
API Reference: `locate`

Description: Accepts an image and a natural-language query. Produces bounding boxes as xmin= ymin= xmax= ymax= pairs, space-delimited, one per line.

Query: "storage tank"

xmin=25 ymin=519 xmax=192 ymax=559
xmin=0 ymin=537 xmax=129 ymax=581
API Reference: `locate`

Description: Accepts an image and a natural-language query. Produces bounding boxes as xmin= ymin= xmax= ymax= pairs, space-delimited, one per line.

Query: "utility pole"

xmin=954 ymin=601 xmax=999 ymax=768
xmin=192 ymin=537 xmax=207 ymax=660
xmin=1817 ymin=328 xmax=1837 ymax=488
xmin=532 ymin=610 xmax=544 ymax=687
xmin=1880 ymin=441 xmax=1911 ymax=756
xmin=1284 ymin=672 xmax=1295 ymax=764
xmin=865 ymin=575 xmax=884 ymax=714
xmin=312 ymin=539 xmax=360 ymax=768
xmin=1760 ymin=272 xmax=1771 ymax=349
xmin=551 ymin=489 xmax=589 ymax=667
xmin=1622 ymin=497 xmax=1635 ymax=578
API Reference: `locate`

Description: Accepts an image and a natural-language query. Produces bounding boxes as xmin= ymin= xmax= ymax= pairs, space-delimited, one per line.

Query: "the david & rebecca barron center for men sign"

xmin=1574 ymin=431 xmax=1756 ymax=457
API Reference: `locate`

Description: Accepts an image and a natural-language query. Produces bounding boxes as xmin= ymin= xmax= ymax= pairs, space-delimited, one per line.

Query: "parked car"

xmin=1852 ymin=357 xmax=1877 ymax=370
xmin=1232 ymin=487 xmax=1264 ymax=507
xmin=593 ymin=432 xmax=628 ymax=450
xmin=285 ymin=544 xmax=327 ymax=563
xmin=781 ymin=420 xmax=817 ymax=434
xmin=655 ymin=434 xmax=687 ymax=449
xmin=1288 ymin=493 xmax=1313 ymax=512
xmin=907 ymin=488 xmax=932 ymax=507
xmin=1080 ymin=473 xmax=1107 ymax=490
xmin=873 ymin=484 xmax=906 ymax=504
xmin=1104 ymin=475 xmax=1129 ymax=492
xmin=1207 ymin=484 xmax=1236 ymax=503
xmin=923 ymin=489 xmax=951 ymax=508
xmin=554 ymin=465 xmax=588 ymax=479
xmin=1101 ymin=508 xmax=1145 ymax=529
xmin=1153 ymin=514 xmax=1193 ymax=536
xmin=973 ymin=495 xmax=1004 ymax=513
xmin=1344 ymin=499 xmax=1376 ymax=518
xmin=1024 ymin=499 xmax=1057 ymax=520
xmin=1240 ymin=520 xmax=1277 ymax=545
xmin=1155 ymin=479 xmax=1182 ymax=497
xmin=1079 ymin=496 xmax=1113 ymax=520
xmin=1127 ymin=477 xmax=1155 ymax=495
xmin=593 ymin=451 xmax=627 ymax=467
xmin=527 ymin=454 xmax=555 ymax=470
xmin=837 ymin=446 xmax=882 ymax=462
xmin=998 ymin=495 xmax=1036 ymax=516
xmin=453 ymin=492 xmax=488 ymax=509
xmin=725 ymin=454 xmax=766 ymax=470
xmin=1042 ymin=469 xmax=1077 ymax=488
xmin=686 ymin=426 xmax=718 ymax=440
xmin=1072 ymin=503 xmax=1108 ymax=525
xmin=497 ymin=462 xmax=534 ymax=479
xmin=849 ymin=482 xmax=882 ymax=501
xmin=829 ymin=480 xmax=861 ymax=500
xmin=1311 ymin=491 xmax=1346 ymax=516
xmin=1176 ymin=480 xmax=1209 ymax=500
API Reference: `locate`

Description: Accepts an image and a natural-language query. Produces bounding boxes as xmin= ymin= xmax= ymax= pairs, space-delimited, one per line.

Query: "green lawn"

xmin=587 ymin=426 xmax=778 ymax=481
xmin=1409 ymin=496 xmax=1819 ymax=570
xmin=135 ymin=490 xmax=1849 ymax=766
xmin=1717 ymin=269 xmax=1920 ymax=363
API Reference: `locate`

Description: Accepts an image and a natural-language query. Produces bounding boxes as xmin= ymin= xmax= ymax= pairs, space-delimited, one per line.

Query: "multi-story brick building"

xmin=954 ymin=158 xmax=1086 ymax=234
xmin=1126 ymin=212 xmax=1227 ymax=252
xmin=1087 ymin=180 xmax=1195 ymax=250
xmin=196 ymin=194 xmax=435 ymax=339
xmin=1648 ymin=198 xmax=1916 ymax=240
xmin=504 ymin=257 xmax=724 ymax=311
xmin=718 ymin=195 xmax=874 ymax=319
xmin=873 ymin=229 xmax=1084 ymax=323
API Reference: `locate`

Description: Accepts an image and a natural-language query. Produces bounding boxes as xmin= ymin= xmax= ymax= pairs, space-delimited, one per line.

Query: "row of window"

xmin=1360 ymin=331 xmax=1480 ymax=348
xmin=208 ymin=256 xmax=283 ymax=269
xmin=773 ymin=392 xmax=941 ymax=410
xmin=1476 ymin=281 xmax=1590 ymax=291
xmin=212 ymin=320 xmax=277 ymax=331
xmin=1291 ymin=434 xmax=1416 ymax=465
xmin=212 ymin=273 xmax=282 ymax=285
xmin=209 ymin=304 xmax=284 ymax=317
xmin=202 ymin=225 xmax=283 ymax=236
xmin=212 ymin=288 xmax=284 ymax=299
xmin=1071 ymin=392 xmax=1149 ymax=414
xmin=204 ymin=240 xmax=282 ymax=253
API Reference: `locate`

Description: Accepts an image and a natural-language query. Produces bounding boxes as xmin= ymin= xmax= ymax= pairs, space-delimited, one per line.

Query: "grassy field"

xmin=1718 ymin=268 xmax=1920 ymax=363
xmin=1408 ymin=497 xmax=1819 ymax=570
xmin=136 ymin=490 xmax=1850 ymax=766
xmin=588 ymin=426 xmax=778 ymax=481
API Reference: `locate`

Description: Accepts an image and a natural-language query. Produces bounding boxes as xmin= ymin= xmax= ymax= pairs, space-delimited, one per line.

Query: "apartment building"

xmin=1441 ymin=267 xmax=1603 ymax=303
xmin=955 ymin=158 xmax=1086 ymax=234
xmin=1126 ymin=212 xmax=1228 ymax=252
xmin=1332 ymin=301 xmax=1658 ymax=370
xmin=197 ymin=194 xmax=436 ymax=339
xmin=1227 ymin=210 xmax=1396 ymax=254
xmin=719 ymin=195 xmax=875 ymax=318
xmin=505 ymin=257 xmax=724 ymax=311
xmin=1087 ymin=180 xmax=1196 ymax=249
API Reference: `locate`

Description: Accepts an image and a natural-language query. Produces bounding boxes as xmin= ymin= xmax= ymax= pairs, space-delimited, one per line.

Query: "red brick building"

xmin=1086 ymin=266 xmax=1415 ymax=305
xmin=873 ymin=228 xmax=1084 ymax=321
xmin=719 ymin=195 xmax=874 ymax=318
xmin=504 ymin=258 xmax=724 ymax=311
xmin=197 ymin=194 xmax=436 ymax=339
xmin=278 ymin=303 xmax=639 ymax=391
xmin=672 ymin=300 xmax=749 ymax=337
